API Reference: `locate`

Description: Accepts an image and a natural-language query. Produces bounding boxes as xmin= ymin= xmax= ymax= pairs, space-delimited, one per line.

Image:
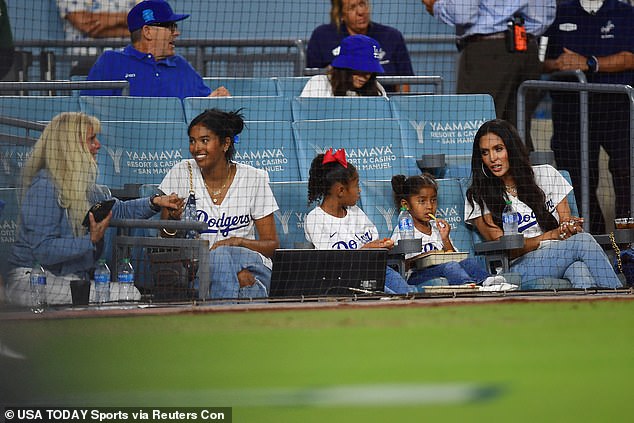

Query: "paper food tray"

xmin=410 ymin=252 xmax=469 ymax=269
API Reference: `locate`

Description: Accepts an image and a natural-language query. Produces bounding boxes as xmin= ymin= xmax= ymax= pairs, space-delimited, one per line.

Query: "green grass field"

xmin=2 ymin=298 xmax=634 ymax=422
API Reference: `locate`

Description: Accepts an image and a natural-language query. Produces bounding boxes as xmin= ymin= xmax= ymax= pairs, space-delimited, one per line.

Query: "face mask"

xmin=579 ymin=0 xmax=605 ymax=14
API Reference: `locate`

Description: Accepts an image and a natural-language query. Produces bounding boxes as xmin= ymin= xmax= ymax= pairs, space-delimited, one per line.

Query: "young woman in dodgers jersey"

xmin=465 ymin=119 xmax=621 ymax=288
xmin=159 ymin=109 xmax=280 ymax=299
xmin=303 ymin=148 xmax=412 ymax=294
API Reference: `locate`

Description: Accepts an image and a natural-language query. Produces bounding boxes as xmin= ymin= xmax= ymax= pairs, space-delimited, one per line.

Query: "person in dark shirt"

xmin=306 ymin=0 xmax=413 ymax=92
xmin=544 ymin=0 xmax=634 ymax=233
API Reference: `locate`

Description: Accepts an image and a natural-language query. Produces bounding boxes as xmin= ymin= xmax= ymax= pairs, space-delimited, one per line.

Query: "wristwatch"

xmin=586 ymin=55 xmax=599 ymax=73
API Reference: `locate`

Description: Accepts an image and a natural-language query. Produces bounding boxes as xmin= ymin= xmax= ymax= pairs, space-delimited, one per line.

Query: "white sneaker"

xmin=480 ymin=282 xmax=519 ymax=292
xmin=482 ymin=275 xmax=507 ymax=287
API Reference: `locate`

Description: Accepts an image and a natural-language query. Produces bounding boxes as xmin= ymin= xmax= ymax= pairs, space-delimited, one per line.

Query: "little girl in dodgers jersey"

xmin=390 ymin=173 xmax=506 ymax=287
xmin=303 ymin=148 xmax=413 ymax=294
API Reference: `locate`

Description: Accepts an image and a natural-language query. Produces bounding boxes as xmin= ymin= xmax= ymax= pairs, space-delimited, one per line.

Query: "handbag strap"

xmin=186 ymin=161 xmax=195 ymax=195
xmin=609 ymin=232 xmax=623 ymax=274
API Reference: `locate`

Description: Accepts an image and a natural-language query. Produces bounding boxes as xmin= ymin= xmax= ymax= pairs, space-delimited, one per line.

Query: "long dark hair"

xmin=307 ymin=153 xmax=358 ymax=204
xmin=391 ymin=173 xmax=437 ymax=209
xmin=188 ymin=108 xmax=244 ymax=161
xmin=466 ymin=119 xmax=558 ymax=232
xmin=329 ymin=68 xmax=381 ymax=96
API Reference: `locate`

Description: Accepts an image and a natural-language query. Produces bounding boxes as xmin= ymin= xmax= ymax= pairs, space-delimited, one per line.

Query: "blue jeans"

xmin=510 ymin=232 xmax=622 ymax=289
xmin=407 ymin=257 xmax=489 ymax=286
xmin=208 ymin=246 xmax=271 ymax=299
xmin=385 ymin=266 xmax=415 ymax=294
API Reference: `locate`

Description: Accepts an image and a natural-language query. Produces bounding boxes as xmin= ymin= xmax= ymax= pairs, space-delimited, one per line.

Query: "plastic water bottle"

xmin=117 ymin=258 xmax=135 ymax=301
xmin=397 ymin=206 xmax=415 ymax=240
xmin=30 ymin=262 xmax=47 ymax=313
xmin=94 ymin=259 xmax=111 ymax=304
xmin=183 ymin=192 xmax=199 ymax=239
xmin=502 ymin=200 xmax=519 ymax=235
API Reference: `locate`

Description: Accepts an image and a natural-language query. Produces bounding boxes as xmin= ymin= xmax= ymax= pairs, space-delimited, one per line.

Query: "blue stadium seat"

xmin=0 ymin=188 xmax=20 ymax=279
xmin=0 ymin=141 xmax=32 ymax=188
xmin=392 ymin=94 xmax=496 ymax=178
xmin=237 ymin=121 xmax=301 ymax=182
xmin=0 ymin=97 xmax=80 ymax=187
xmin=96 ymin=122 xmax=189 ymax=191
xmin=559 ymin=169 xmax=579 ymax=217
xmin=6 ymin=1 xmax=63 ymax=43
xmin=80 ymin=96 xmax=186 ymax=123
xmin=0 ymin=96 xmax=80 ymax=125
xmin=274 ymin=77 xmax=310 ymax=98
xmin=183 ymin=96 xmax=293 ymax=123
xmin=292 ymin=97 xmax=394 ymax=121
xmin=178 ymin=1 xmax=328 ymax=40
xmin=360 ymin=178 xmax=473 ymax=254
xmin=70 ymin=75 xmax=87 ymax=97
xmin=270 ymin=181 xmax=312 ymax=249
xmin=292 ymin=118 xmax=407 ymax=181
xmin=203 ymin=77 xmax=278 ymax=96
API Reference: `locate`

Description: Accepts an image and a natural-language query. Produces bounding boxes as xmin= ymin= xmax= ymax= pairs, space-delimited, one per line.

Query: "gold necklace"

xmin=505 ymin=185 xmax=517 ymax=196
xmin=203 ymin=163 xmax=233 ymax=203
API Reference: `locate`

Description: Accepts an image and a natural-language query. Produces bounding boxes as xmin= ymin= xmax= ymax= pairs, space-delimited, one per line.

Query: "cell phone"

xmin=82 ymin=199 xmax=116 ymax=227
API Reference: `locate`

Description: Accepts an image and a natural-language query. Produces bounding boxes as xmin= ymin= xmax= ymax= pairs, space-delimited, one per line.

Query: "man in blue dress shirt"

xmin=422 ymin=0 xmax=556 ymax=150
xmin=83 ymin=0 xmax=229 ymax=99
xmin=544 ymin=0 xmax=634 ymax=233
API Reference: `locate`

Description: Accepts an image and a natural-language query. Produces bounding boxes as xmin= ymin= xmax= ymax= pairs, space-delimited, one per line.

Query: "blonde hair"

xmin=22 ymin=112 xmax=100 ymax=236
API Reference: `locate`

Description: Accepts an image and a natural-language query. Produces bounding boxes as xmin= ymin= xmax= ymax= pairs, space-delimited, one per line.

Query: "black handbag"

xmin=82 ymin=199 xmax=116 ymax=227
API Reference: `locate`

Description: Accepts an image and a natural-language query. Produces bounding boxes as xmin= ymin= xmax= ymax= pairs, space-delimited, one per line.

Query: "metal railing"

xmin=517 ymin=79 xmax=634 ymax=227
xmin=13 ymin=35 xmax=455 ymax=81
xmin=0 ymin=80 xmax=129 ymax=96
xmin=14 ymin=38 xmax=307 ymax=79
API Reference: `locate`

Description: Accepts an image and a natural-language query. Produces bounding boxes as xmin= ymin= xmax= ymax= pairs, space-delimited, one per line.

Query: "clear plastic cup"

xmin=615 ymin=218 xmax=628 ymax=230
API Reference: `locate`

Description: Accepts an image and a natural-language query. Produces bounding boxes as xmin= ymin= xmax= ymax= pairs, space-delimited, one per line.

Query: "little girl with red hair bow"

xmin=304 ymin=149 xmax=413 ymax=294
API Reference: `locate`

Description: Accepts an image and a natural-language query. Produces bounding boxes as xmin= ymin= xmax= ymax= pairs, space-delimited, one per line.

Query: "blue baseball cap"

xmin=127 ymin=0 xmax=190 ymax=32
xmin=331 ymin=35 xmax=384 ymax=74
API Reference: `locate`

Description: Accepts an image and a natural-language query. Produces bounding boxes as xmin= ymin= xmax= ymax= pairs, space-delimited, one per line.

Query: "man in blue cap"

xmin=83 ymin=0 xmax=229 ymax=98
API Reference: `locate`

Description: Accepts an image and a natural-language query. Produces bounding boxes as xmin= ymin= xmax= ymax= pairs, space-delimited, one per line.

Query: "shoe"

xmin=482 ymin=275 xmax=507 ymax=287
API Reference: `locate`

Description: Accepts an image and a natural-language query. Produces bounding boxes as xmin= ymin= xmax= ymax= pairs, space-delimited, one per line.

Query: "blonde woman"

xmin=6 ymin=112 xmax=182 ymax=306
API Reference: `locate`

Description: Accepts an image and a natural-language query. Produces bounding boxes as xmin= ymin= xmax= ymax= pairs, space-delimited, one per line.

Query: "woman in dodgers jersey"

xmin=464 ymin=119 xmax=621 ymax=289
xmin=159 ymin=109 xmax=279 ymax=299
xmin=303 ymin=148 xmax=412 ymax=294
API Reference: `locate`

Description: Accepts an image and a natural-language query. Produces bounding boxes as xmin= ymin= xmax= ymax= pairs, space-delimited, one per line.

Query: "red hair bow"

xmin=322 ymin=148 xmax=348 ymax=168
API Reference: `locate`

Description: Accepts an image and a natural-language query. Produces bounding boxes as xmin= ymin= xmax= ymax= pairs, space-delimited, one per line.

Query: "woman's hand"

xmin=88 ymin=210 xmax=112 ymax=244
xmin=237 ymin=269 xmax=256 ymax=288
xmin=155 ymin=193 xmax=185 ymax=220
xmin=155 ymin=193 xmax=184 ymax=212
xmin=210 ymin=237 xmax=244 ymax=250
xmin=363 ymin=238 xmax=395 ymax=250
xmin=558 ymin=217 xmax=585 ymax=240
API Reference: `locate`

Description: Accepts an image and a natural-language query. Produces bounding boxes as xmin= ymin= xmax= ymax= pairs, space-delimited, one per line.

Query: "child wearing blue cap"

xmin=301 ymin=34 xmax=387 ymax=97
